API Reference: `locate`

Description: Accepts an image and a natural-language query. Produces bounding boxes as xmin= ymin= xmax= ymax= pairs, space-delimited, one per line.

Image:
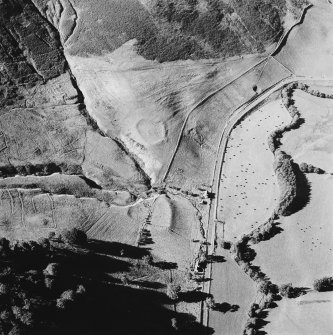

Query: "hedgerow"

xmin=313 ymin=276 xmax=333 ymax=292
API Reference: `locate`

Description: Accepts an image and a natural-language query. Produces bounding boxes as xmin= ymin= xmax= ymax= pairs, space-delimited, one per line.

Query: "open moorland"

xmin=1 ymin=0 xmax=333 ymax=334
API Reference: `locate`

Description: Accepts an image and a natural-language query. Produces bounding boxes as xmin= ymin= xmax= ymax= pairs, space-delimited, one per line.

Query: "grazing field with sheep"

xmin=217 ymin=98 xmax=290 ymax=241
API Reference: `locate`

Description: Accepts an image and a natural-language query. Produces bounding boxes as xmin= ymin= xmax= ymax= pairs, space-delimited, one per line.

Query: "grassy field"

xmin=0 ymin=174 xmax=134 ymax=206
xmin=209 ymin=247 xmax=258 ymax=335
xmin=263 ymin=291 xmax=333 ymax=335
xmin=66 ymin=45 xmax=266 ymax=184
xmin=0 ymin=187 xmax=149 ymax=245
xmin=149 ymin=193 xmax=202 ymax=268
xmin=253 ymin=171 xmax=333 ymax=288
xmin=275 ymin=1 xmax=333 ymax=77
xmin=83 ymin=130 xmax=149 ymax=192
xmin=0 ymin=103 xmax=85 ymax=168
xmin=251 ymin=85 xmax=333 ymax=289
xmin=0 ymin=72 xmax=86 ymax=175
xmin=218 ymin=98 xmax=291 ymax=241
xmin=0 ymin=71 xmax=148 ymax=192
xmin=166 ymin=57 xmax=291 ymax=191
xmin=281 ymin=89 xmax=333 ymax=173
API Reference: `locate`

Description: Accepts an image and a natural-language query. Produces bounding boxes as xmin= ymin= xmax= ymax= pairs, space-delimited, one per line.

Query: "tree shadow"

xmin=194 ymin=277 xmax=212 ymax=283
xmin=289 ymin=286 xmax=311 ymax=298
xmin=138 ymin=229 xmax=154 ymax=246
xmin=79 ymin=176 xmax=102 ymax=189
xmin=88 ymin=239 xmax=150 ymax=259
xmin=251 ymin=223 xmax=284 ymax=244
xmin=256 ymin=318 xmax=270 ymax=330
xmin=1 ymin=237 xmax=216 ymax=335
xmin=178 ymin=290 xmax=211 ymax=303
xmin=48 ymin=281 xmax=214 ymax=335
xmin=132 ymin=280 xmax=166 ymax=290
xmin=257 ymin=329 xmax=268 ymax=335
xmin=286 ymin=162 xmax=312 ymax=215
xmin=268 ymin=224 xmax=284 ymax=239
xmin=206 ymin=255 xmax=226 ymax=263
xmin=213 ymin=302 xmax=239 ymax=313
xmin=52 ymin=246 xmax=131 ymax=283
xmin=153 ymin=261 xmax=178 ymax=270
xmin=246 ymin=317 xmax=270 ymax=335
xmin=257 ymin=310 xmax=269 ymax=319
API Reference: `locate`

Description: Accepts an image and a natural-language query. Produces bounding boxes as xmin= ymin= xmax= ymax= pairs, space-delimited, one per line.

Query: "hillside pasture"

xmin=66 ymin=43 xmax=264 ymax=183
xmin=149 ymin=193 xmax=201 ymax=268
xmin=275 ymin=1 xmax=333 ymax=78
xmin=263 ymin=291 xmax=333 ymax=335
xmin=209 ymin=248 xmax=258 ymax=335
xmin=0 ymin=72 xmax=86 ymax=170
xmin=0 ymin=174 xmax=134 ymax=206
xmin=253 ymin=174 xmax=333 ymax=287
xmin=83 ymin=130 xmax=149 ymax=192
xmin=35 ymin=0 xmax=154 ymax=56
xmin=281 ymin=89 xmax=333 ymax=173
xmin=166 ymin=56 xmax=291 ymax=191
xmin=0 ymin=188 xmax=149 ymax=245
xmin=218 ymin=98 xmax=291 ymax=241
